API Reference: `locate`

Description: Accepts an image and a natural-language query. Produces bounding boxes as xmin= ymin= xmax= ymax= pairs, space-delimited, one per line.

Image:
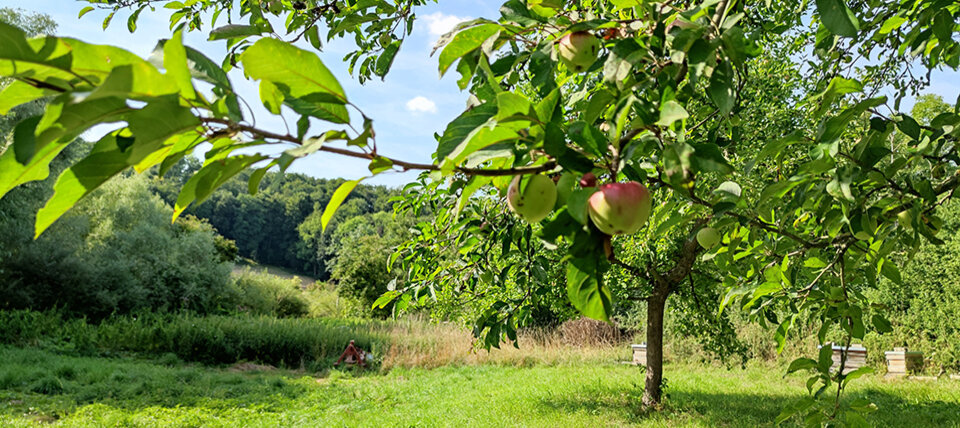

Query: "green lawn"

xmin=1 ymin=346 xmax=959 ymax=427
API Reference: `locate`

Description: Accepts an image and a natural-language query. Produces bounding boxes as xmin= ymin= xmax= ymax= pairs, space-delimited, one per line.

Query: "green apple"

xmin=507 ymin=174 xmax=557 ymax=223
xmin=696 ymin=227 xmax=721 ymax=249
xmin=557 ymin=31 xmax=600 ymax=73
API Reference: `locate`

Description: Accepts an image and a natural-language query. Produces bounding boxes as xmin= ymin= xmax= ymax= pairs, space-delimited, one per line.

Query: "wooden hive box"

xmin=884 ymin=347 xmax=923 ymax=376
xmin=818 ymin=343 xmax=867 ymax=375
xmin=631 ymin=344 xmax=647 ymax=365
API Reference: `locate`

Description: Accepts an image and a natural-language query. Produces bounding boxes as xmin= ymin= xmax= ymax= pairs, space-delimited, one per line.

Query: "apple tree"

xmin=1 ymin=0 xmax=959 ymax=425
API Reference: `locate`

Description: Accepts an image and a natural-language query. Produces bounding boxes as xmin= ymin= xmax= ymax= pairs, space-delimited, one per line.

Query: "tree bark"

xmin=639 ymin=220 xmax=706 ymax=408
xmin=642 ymin=286 xmax=670 ymax=407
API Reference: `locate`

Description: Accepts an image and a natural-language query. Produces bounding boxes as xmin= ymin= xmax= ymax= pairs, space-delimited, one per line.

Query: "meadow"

xmin=1 ymin=331 xmax=959 ymax=427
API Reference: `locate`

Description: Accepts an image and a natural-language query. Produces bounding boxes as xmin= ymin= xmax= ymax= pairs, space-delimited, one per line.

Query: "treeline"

xmin=151 ymin=161 xmax=399 ymax=280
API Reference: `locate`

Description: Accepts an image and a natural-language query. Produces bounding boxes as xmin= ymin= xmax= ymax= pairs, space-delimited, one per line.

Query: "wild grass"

xmin=1 ymin=345 xmax=959 ymax=427
xmin=0 ymin=311 xmax=630 ymax=371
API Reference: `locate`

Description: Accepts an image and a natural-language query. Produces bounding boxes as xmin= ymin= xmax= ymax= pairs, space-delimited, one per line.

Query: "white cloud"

xmin=406 ymin=96 xmax=438 ymax=113
xmin=422 ymin=12 xmax=471 ymax=37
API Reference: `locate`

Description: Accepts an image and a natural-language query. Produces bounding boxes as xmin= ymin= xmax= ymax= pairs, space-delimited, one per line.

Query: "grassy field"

xmin=1 ymin=346 xmax=959 ymax=427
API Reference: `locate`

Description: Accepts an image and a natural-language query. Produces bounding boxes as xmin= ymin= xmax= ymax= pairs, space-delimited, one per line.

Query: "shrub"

xmin=230 ymin=268 xmax=310 ymax=318
xmin=0 ymin=175 xmax=233 ymax=318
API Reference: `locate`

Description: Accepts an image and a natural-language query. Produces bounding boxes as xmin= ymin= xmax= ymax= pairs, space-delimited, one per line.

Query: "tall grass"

xmin=0 ymin=310 xmax=388 ymax=370
xmin=380 ymin=317 xmax=627 ymax=370
xmin=0 ymin=311 xmax=630 ymax=372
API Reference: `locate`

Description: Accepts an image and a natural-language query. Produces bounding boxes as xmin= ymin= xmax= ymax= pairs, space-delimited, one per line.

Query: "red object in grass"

xmin=335 ymin=340 xmax=367 ymax=368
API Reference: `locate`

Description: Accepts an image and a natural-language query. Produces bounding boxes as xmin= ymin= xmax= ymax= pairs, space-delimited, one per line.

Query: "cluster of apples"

xmin=503 ymin=21 xmax=726 ymax=247
xmin=506 ymin=173 xmax=652 ymax=236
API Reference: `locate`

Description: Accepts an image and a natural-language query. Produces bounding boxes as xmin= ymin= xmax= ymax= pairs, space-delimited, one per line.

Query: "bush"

xmin=230 ymin=268 xmax=310 ymax=318
xmin=0 ymin=175 xmax=233 ymax=318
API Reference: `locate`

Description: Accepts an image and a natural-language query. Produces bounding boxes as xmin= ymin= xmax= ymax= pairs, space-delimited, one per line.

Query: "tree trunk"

xmin=642 ymin=288 xmax=669 ymax=408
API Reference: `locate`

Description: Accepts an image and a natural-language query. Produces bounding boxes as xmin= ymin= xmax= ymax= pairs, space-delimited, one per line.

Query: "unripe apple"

xmin=696 ymin=227 xmax=721 ymax=249
xmin=587 ymin=181 xmax=652 ymax=235
xmin=507 ymin=174 xmax=557 ymax=223
xmin=579 ymin=172 xmax=597 ymax=188
xmin=266 ymin=0 xmax=283 ymax=14
xmin=557 ymin=31 xmax=600 ymax=73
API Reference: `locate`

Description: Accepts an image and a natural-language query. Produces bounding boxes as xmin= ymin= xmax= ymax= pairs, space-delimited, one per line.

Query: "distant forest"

xmin=152 ymin=158 xmax=400 ymax=279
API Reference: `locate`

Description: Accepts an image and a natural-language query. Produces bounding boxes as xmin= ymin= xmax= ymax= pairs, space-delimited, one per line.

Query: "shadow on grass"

xmin=536 ymin=384 xmax=960 ymax=427
xmin=0 ymin=345 xmax=376 ymax=419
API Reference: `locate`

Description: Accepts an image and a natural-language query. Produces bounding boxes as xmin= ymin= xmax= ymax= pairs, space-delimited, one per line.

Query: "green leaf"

xmin=0 ymin=81 xmax=52 ymax=115
xmin=78 ymin=6 xmax=95 ymax=19
xmin=163 ymin=30 xmax=197 ymax=99
xmin=443 ymin=124 xmax=522 ymax=168
xmin=127 ymin=7 xmax=143 ymax=33
xmin=368 ymin=156 xmax=393 ymax=174
xmin=240 ymin=38 xmax=349 ymax=124
xmin=438 ymin=23 xmax=501 ymax=76
xmin=815 ymin=0 xmax=860 ymax=37
xmin=897 ymin=114 xmax=921 ymax=140
xmin=872 ymin=314 xmax=893 ymax=333
xmin=0 ymin=97 xmax=131 ymax=200
xmin=786 ymin=358 xmax=818 ymax=374
xmin=496 ymin=92 xmax=534 ymax=121
xmin=321 ymin=179 xmax=364 ymax=231
xmin=0 ymin=22 xmax=158 ymax=90
xmin=657 ymin=100 xmax=689 ymax=126
xmin=879 ymin=259 xmax=902 ymax=285
xmin=86 ymin=62 xmax=180 ymax=101
xmin=37 ymin=99 xmax=199 ymax=235
xmin=878 ymin=16 xmax=907 ymax=35
xmin=174 ymin=154 xmax=268 ymax=219
xmin=708 ymin=61 xmax=736 ymax=115
xmin=12 ymin=116 xmax=41 ymax=165
xmin=437 ymin=103 xmax=498 ymax=161
xmin=843 ymin=366 xmax=873 ymax=383
xmin=690 ymin=143 xmax=733 ymax=174
xmin=775 ymin=315 xmax=797 ymax=354
xmin=567 ymin=188 xmax=597 ymax=225
xmin=713 ymin=181 xmax=741 ymax=201
xmin=208 ymin=24 xmax=263 ymax=41
xmin=583 ymin=89 xmax=615 ymax=124
xmin=259 ymin=80 xmax=284 ymax=114
xmin=374 ymin=41 xmax=400 ymax=78
xmin=566 ymin=256 xmax=612 ymax=322
xmin=34 ymin=133 xmax=135 ymax=235
xmin=818 ymin=344 xmax=834 ymax=373
xmin=372 ymin=290 xmax=402 ymax=309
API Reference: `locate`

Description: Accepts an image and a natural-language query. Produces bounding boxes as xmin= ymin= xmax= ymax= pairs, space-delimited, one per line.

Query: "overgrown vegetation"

xmin=0 ymin=310 xmax=387 ymax=370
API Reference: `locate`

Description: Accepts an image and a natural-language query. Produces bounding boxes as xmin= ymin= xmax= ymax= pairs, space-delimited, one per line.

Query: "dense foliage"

xmin=153 ymin=166 xmax=399 ymax=278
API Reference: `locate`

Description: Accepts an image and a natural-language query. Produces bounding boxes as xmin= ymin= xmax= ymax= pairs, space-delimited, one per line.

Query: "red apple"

xmin=579 ymin=172 xmax=597 ymax=188
xmin=587 ymin=181 xmax=651 ymax=235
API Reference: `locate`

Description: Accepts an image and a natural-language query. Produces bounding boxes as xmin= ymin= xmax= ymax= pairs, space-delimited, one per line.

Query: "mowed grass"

xmin=1 ymin=346 xmax=959 ymax=427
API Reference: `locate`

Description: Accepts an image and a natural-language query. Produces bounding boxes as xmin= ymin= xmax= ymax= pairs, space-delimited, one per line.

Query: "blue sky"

xmin=2 ymin=1 xmax=958 ymax=188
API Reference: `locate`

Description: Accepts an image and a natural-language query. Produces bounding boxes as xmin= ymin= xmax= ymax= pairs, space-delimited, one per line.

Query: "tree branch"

xmin=200 ymin=117 xmax=558 ymax=177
